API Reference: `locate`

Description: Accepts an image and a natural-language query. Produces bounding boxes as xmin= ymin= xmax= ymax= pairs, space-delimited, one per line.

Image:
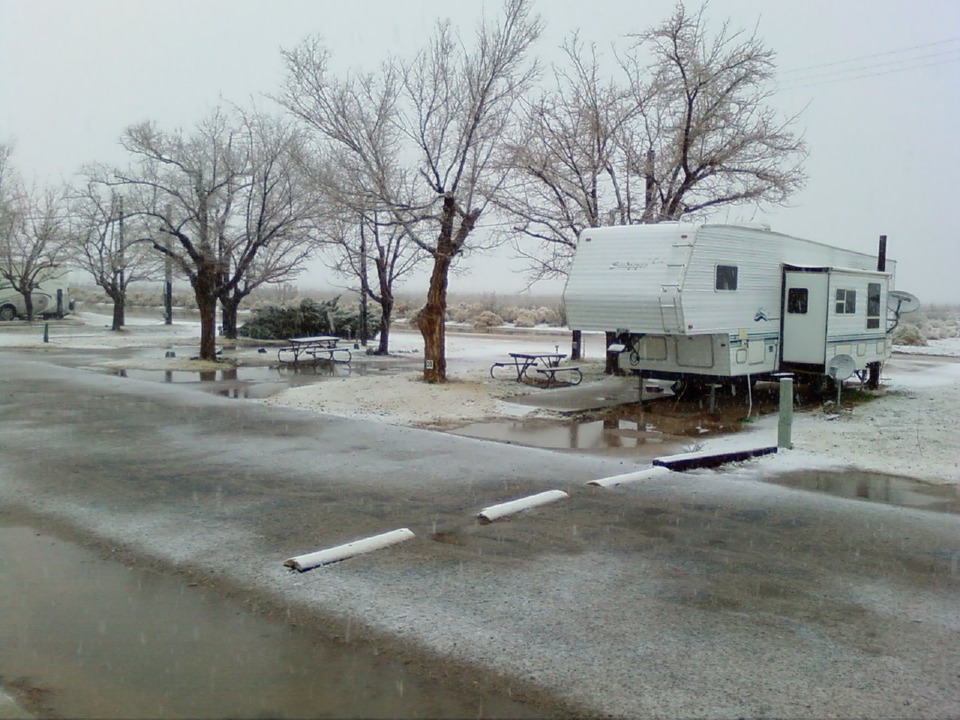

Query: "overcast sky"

xmin=1 ymin=0 xmax=958 ymax=302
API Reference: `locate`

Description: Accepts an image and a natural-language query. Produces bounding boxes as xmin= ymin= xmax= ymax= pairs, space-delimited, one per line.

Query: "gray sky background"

xmin=1 ymin=0 xmax=958 ymax=303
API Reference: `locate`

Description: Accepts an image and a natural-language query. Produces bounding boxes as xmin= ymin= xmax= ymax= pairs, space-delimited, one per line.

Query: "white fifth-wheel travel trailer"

xmin=563 ymin=223 xmax=912 ymax=386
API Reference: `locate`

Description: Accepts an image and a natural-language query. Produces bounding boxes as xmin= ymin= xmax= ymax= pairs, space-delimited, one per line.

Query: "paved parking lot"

xmin=1 ymin=348 xmax=958 ymax=718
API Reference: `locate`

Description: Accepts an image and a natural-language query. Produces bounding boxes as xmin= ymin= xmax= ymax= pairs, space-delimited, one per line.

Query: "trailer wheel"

xmin=0 ymin=304 xmax=17 ymax=321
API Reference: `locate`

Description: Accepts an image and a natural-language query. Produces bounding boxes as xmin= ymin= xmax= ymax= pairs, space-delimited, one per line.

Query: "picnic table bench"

xmin=277 ymin=335 xmax=352 ymax=365
xmin=490 ymin=352 xmax=580 ymax=385
xmin=533 ymin=364 xmax=583 ymax=386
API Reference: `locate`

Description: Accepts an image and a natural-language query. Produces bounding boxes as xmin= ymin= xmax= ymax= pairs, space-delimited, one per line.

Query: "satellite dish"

xmin=826 ymin=354 xmax=856 ymax=381
xmin=887 ymin=290 xmax=920 ymax=315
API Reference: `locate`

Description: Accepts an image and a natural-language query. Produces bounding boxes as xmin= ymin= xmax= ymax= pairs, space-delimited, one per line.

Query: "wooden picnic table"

xmin=278 ymin=335 xmax=352 ymax=365
xmin=490 ymin=352 xmax=567 ymax=382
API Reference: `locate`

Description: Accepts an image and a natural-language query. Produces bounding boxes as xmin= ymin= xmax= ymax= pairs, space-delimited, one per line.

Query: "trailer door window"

xmin=787 ymin=287 xmax=808 ymax=314
xmin=867 ymin=283 xmax=881 ymax=328
xmin=835 ymin=288 xmax=856 ymax=314
xmin=715 ymin=265 xmax=738 ymax=291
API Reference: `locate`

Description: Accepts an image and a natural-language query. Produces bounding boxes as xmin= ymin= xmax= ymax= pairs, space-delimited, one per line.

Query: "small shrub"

xmin=446 ymin=303 xmax=474 ymax=324
xmin=393 ymin=298 xmax=417 ymax=320
xmin=473 ymin=310 xmax=503 ymax=331
xmin=512 ymin=308 xmax=538 ymax=327
xmin=892 ymin=323 xmax=926 ymax=346
xmin=238 ymin=296 xmax=380 ymax=340
xmin=534 ymin=306 xmax=561 ymax=325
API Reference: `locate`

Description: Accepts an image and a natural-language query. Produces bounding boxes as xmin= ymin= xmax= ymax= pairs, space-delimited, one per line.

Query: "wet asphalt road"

xmin=1 ymin=349 xmax=959 ymax=718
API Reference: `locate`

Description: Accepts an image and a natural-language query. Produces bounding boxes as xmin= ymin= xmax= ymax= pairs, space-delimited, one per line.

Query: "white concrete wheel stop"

xmin=588 ymin=466 xmax=676 ymax=488
xmin=477 ymin=490 xmax=569 ymax=523
xmin=284 ymin=528 xmax=415 ymax=572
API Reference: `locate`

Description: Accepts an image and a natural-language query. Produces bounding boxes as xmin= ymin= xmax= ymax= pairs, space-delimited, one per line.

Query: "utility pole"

xmin=163 ymin=203 xmax=173 ymax=325
xmin=359 ymin=216 xmax=369 ymax=346
xmin=114 ymin=195 xmax=125 ymax=331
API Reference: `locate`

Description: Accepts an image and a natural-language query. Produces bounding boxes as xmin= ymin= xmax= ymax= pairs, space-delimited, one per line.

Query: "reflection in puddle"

xmin=111 ymin=365 xmax=353 ymax=398
xmin=768 ymin=470 xmax=960 ymax=514
xmin=451 ymin=416 xmax=690 ymax=458
xmin=101 ymin=355 xmax=392 ymax=399
xmin=0 ymin=524 xmax=543 ymax=719
xmin=451 ymin=390 xmax=765 ymax=454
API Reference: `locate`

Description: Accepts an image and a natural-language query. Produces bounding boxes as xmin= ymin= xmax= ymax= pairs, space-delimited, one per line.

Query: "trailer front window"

xmin=835 ymin=288 xmax=857 ymax=314
xmin=867 ymin=283 xmax=881 ymax=328
xmin=715 ymin=265 xmax=738 ymax=291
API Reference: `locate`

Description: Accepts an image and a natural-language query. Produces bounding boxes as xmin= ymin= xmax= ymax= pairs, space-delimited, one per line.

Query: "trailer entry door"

xmin=781 ymin=269 xmax=828 ymax=364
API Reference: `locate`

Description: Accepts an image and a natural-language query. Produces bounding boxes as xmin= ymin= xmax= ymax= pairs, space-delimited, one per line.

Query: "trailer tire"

xmin=0 ymin=304 xmax=17 ymax=321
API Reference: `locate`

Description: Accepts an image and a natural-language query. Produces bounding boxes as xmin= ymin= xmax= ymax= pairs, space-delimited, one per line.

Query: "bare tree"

xmin=281 ymin=0 xmax=542 ymax=382
xmin=501 ymin=3 xmax=806 ymax=282
xmin=112 ymin=110 xmax=243 ymax=360
xmin=111 ymin=108 xmax=318 ymax=357
xmin=498 ymin=34 xmax=640 ymax=283
xmin=624 ymin=3 xmax=806 ymax=222
xmin=318 ymin=209 xmax=423 ymax=354
xmin=0 ymin=144 xmax=71 ymax=321
xmin=496 ymin=37 xmax=641 ymax=362
xmin=69 ymin=182 xmax=164 ymax=330
xmin=217 ymin=111 xmax=321 ymax=339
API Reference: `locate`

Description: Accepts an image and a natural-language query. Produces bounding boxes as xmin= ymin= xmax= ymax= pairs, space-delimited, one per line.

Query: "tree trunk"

xmin=417 ymin=251 xmax=452 ymax=383
xmin=643 ymin=148 xmax=657 ymax=222
xmin=374 ymin=257 xmax=394 ymax=355
xmin=111 ymin=295 xmax=125 ymax=331
xmin=220 ymin=297 xmax=241 ymax=339
xmin=377 ymin=300 xmax=393 ymax=355
xmin=571 ymin=329 xmax=582 ymax=360
xmin=24 ymin=293 xmax=34 ymax=323
xmin=194 ymin=265 xmax=219 ymax=361
xmin=416 ymin=195 xmax=478 ymax=382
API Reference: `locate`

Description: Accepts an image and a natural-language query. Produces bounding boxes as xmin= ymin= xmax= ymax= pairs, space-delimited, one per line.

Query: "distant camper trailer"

xmin=563 ymin=223 xmax=911 ymax=387
xmin=0 ymin=279 xmax=71 ymax=321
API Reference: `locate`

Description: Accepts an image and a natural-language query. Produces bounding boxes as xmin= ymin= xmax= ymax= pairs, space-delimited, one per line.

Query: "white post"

xmin=778 ymin=375 xmax=794 ymax=448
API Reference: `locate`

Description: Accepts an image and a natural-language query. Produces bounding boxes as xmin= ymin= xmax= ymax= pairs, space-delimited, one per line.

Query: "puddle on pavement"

xmin=451 ymin=392 xmax=764 ymax=455
xmin=768 ymin=470 xmax=960 ymax=514
xmin=451 ymin=416 xmax=689 ymax=457
xmin=94 ymin=345 xmax=398 ymax=399
xmin=0 ymin=524 xmax=545 ymax=719
xmin=107 ymin=364 xmax=358 ymax=399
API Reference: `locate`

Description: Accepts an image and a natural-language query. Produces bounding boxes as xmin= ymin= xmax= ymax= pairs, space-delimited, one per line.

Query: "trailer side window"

xmin=867 ymin=283 xmax=881 ymax=328
xmin=835 ymin=288 xmax=856 ymax=314
xmin=787 ymin=288 xmax=808 ymax=314
xmin=715 ymin=265 xmax=738 ymax=291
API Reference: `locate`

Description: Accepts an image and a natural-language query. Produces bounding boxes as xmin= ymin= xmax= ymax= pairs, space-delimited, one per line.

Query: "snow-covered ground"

xmin=753 ymin=343 xmax=960 ymax=483
xmin=260 ymin=328 xmax=960 ymax=485
xmin=7 ymin=311 xmax=960 ymax=484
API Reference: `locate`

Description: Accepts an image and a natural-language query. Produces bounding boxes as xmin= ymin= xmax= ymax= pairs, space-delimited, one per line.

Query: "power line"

xmin=777 ymin=55 xmax=960 ymax=91
xmin=775 ymin=39 xmax=960 ymax=92
xmin=780 ymin=48 xmax=960 ymax=84
xmin=778 ymin=36 xmax=960 ymax=76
